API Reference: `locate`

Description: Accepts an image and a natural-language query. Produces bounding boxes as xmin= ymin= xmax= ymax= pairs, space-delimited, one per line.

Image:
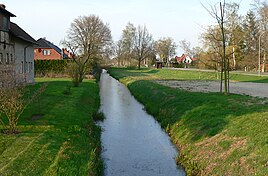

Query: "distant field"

xmin=0 ymin=78 xmax=102 ymax=176
xmin=109 ymin=67 xmax=268 ymax=83
xmin=109 ymin=67 xmax=268 ymax=176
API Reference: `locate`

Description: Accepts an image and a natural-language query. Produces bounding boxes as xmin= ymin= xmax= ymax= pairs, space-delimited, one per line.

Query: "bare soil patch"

xmin=156 ymin=80 xmax=268 ymax=98
xmin=30 ymin=114 xmax=44 ymax=121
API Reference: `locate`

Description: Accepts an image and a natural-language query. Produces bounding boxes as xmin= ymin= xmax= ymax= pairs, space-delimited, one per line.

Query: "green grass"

xmin=0 ymin=78 xmax=103 ymax=176
xmin=109 ymin=67 xmax=268 ymax=83
xmin=109 ymin=67 xmax=268 ymax=175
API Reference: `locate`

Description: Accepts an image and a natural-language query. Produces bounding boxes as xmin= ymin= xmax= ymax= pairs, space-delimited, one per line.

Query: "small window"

xmin=21 ymin=61 xmax=23 ymax=73
xmin=43 ymin=50 xmax=51 ymax=56
xmin=10 ymin=54 xmax=13 ymax=63
xmin=25 ymin=61 xmax=28 ymax=72
xmin=31 ymin=62 xmax=33 ymax=71
xmin=3 ymin=16 xmax=9 ymax=31
xmin=6 ymin=53 xmax=9 ymax=64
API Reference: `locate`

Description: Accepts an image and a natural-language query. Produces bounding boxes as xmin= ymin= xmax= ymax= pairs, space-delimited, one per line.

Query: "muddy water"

xmin=99 ymin=71 xmax=185 ymax=176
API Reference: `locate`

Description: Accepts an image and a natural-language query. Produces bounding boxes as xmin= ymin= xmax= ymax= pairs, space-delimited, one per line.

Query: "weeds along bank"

xmin=109 ymin=67 xmax=268 ymax=176
xmin=0 ymin=78 xmax=103 ymax=176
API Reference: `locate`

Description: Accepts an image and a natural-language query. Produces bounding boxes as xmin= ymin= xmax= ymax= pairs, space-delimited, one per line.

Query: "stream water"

xmin=99 ymin=70 xmax=185 ymax=176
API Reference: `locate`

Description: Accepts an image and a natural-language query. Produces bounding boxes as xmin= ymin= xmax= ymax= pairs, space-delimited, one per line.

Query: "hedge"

xmin=34 ymin=60 xmax=71 ymax=74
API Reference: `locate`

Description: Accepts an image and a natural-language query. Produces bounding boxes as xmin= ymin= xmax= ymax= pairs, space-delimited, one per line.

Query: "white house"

xmin=0 ymin=4 xmax=36 ymax=84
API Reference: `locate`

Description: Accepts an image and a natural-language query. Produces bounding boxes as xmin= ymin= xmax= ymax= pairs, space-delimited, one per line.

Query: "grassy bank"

xmin=0 ymin=78 xmax=103 ymax=176
xmin=109 ymin=67 xmax=268 ymax=175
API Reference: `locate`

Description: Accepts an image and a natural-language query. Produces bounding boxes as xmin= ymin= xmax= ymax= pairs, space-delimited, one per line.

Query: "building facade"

xmin=0 ymin=4 xmax=36 ymax=83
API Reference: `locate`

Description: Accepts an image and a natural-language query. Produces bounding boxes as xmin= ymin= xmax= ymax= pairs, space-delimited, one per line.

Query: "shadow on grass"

xmin=127 ymin=80 xmax=268 ymax=141
xmin=147 ymin=69 xmax=160 ymax=74
xmin=108 ymin=67 xmax=153 ymax=80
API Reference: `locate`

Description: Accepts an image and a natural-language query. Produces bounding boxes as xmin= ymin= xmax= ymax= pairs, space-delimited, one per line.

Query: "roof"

xmin=0 ymin=6 xmax=16 ymax=17
xmin=10 ymin=22 xmax=37 ymax=44
xmin=36 ymin=38 xmax=68 ymax=58
xmin=175 ymin=54 xmax=198 ymax=62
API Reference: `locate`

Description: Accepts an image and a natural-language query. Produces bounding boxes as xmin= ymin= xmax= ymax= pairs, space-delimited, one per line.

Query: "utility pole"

xmin=259 ymin=32 xmax=265 ymax=76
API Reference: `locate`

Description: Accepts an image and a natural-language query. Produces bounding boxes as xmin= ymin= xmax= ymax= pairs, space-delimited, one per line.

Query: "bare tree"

xmin=179 ymin=39 xmax=192 ymax=55
xmin=0 ymin=65 xmax=47 ymax=134
xmin=62 ymin=15 xmax=112 ymax=84
xmin=114 ymin=39 xmax=124 ymax=66
xmin=133 ymin=25 xmax=154 ymax=69
xmin=155 ymin=37 xmax=177 ymax=66
xmin=203 ymin=0 xmax=229 ymax=94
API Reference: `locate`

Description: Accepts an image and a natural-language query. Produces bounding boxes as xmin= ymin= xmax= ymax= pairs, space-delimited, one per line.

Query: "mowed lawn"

xmin=109 ymin=67 xmax=268 ymax=175
xmin=109 ymin=67 xmax=268 ymax=83
xmin=0 ymin=78 xmax=102 ymax=176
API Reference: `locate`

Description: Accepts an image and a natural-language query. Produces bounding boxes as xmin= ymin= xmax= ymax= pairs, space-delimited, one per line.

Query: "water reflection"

xmin=99 ymin=70 xmax=185 ymax=176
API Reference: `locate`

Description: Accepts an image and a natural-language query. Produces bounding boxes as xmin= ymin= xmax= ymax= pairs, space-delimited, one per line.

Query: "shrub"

xmin=34 ymin=60 xmax=70 ymax=77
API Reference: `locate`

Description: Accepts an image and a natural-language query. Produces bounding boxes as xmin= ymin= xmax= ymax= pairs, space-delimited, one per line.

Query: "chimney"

xmin=0 ymin=4 xmax=6 ymax=9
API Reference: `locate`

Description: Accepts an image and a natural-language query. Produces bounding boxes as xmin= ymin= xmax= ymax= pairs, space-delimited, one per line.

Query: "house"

xmin=34 ymin=38 xmax=71 ymax=60
xmin=0 ymin=4 xmax=37 ymax=83
xmin=175 ymin=54 xmax=198 ymax=68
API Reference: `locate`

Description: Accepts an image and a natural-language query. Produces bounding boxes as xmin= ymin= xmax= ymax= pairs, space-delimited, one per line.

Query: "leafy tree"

xmin=225 ymin=2 xmax=244 ymax=70
xmin=155 ymin=37 xmax=177 ymax=65
xmin=63 ymin=15 xmax=112 ymax=85
xmin=242 ymin=10 xmax=260 ymax=71
xmin=256 ymin=1 xmax=268 ymax=72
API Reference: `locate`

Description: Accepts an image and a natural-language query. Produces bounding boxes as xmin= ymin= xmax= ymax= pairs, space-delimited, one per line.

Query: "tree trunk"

xmin=138 ymin=57 xmax=141 ymax=69
xmin=233 ymin=47 xmax=236 ymax=70
xmin=220 ymin=2 xmax=228 ymax=95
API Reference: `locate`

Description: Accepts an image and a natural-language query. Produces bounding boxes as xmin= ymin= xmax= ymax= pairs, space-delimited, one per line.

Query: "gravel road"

xmin=156 ymin=80 xmax=268 ymax=98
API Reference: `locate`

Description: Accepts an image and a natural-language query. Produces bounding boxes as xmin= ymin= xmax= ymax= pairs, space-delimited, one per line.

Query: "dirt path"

xmin=156 ymin=80 xmax=268 ymax=98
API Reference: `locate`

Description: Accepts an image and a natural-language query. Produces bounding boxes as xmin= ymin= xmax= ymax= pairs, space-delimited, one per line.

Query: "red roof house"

xmin=34 ymin=38 xmax=71 ymax=60
xmin=175 ymin=54 xmax=198 ymax=64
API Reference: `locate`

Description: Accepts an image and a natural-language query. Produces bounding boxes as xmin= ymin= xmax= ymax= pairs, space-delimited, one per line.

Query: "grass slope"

xmin=109 ymin=67 xmax=268 ymax=175
xmin=0 ymin=78 xmax=102 ymax=176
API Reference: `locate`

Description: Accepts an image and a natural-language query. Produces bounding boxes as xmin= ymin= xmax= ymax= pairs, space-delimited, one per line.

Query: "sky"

xmin=2 ymin=0 xmax=253 ymax=55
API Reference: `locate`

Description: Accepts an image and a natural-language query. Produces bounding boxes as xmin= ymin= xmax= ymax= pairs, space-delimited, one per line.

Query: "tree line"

xmin=60 ymin=1 xmax=268 ymax=86
xmin=198 ymin=0 xmax=268 ymax=73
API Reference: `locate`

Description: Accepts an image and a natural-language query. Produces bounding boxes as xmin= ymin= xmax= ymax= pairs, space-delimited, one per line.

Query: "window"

xmin=10 ymin=54 xmax=13 ymax=63
xmin=25 ymin=61 xmax=28 ymax=73
xmin=0 ymin=53 xmax=3 ymax=64
xmin=3 ymin=16 xmax=9 ymax=31
xmin=43 ymin=50 xmax=51 ymax=56
xmin=21 ymin=61 xmax=24 ymax=73
xmin=6 ymin=53 xmax=9 ymax=64
xmin=29 ymin=62 xmax=33 ymax=72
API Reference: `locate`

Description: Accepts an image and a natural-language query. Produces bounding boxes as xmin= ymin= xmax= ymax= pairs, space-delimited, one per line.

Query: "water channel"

xmin=99 ymin=70 xmax=185 ymax=176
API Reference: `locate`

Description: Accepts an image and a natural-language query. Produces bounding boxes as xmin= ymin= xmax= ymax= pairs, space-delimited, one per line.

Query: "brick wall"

xmin=34 ymin=48 xmax=62 ymax=60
